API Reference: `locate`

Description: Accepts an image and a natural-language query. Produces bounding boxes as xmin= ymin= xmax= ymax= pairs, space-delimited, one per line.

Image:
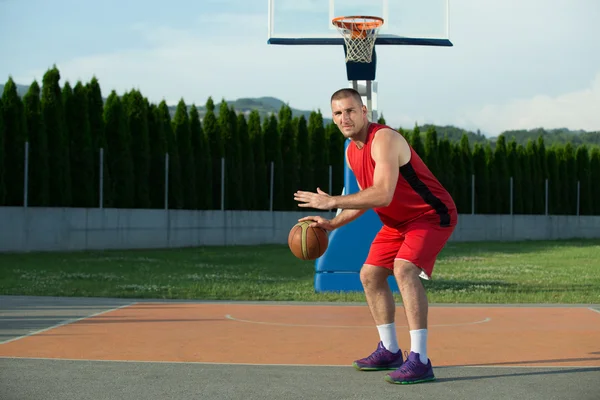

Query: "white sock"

xmin=409 ymin=329 xmax=428 ymax=364
xmin=376 ymin=323 xmax=399 ymax=353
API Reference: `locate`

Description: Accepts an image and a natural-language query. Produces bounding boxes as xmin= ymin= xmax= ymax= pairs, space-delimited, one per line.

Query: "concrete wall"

xmin=0 ymin=207 xmax=599 ymax=252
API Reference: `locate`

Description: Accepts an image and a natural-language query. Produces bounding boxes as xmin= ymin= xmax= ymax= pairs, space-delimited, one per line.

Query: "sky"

xmin=0 ymin=0 xmax=599 ymax=137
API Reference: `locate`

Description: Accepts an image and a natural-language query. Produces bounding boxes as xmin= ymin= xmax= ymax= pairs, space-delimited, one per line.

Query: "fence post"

xmin=545 ymin=179 xmax=549 ymax=216
xmin=221 ymin=157 xmax=225 ymax=211
xmin=269 ymin=161 xmax=274 ymax=212
xmin=164 ymin=153 xmax=169 ymax=210
xmin=471 ymin=174 xmax=475 ymax=215
xmin=576 ymin=180 xmax=580 ymax=216
xmin=510 ymin=176 xmax=513 ymax=215
xmin=99 ymin=148 xmax=104 ymax=209
xmin=23 ymin=141 xmax=29 ymax=208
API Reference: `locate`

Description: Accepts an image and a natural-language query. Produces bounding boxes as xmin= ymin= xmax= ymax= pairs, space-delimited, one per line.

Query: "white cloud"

xmin=456 ymin=71 xmax=600 ymax=135
xmin=14 ymin=20 xmax=347 ymax=111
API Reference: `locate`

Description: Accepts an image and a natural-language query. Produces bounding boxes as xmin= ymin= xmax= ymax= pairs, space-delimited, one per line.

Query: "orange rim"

xmin=331 ymin=16 xmax=384 ymax=32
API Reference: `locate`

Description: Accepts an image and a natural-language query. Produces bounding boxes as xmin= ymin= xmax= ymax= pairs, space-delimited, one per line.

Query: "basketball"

xmin=288 ymin=221 xmax=328 ymax=260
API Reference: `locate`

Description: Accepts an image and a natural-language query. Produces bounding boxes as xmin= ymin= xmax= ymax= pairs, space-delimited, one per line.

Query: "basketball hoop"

xmin=332 ymin=16 xmax=384 ymax=63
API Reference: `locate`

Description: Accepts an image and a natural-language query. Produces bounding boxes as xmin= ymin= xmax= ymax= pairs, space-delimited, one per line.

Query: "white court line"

xmin=0 ymin=302 xmax=137 ymax=345
xmin=0 ymin=356 xmax=597 ymax=369
xmin=588 ymin=307 xmax=600 ymax=315
xmin=224 ymin=314 xmax=492 ymax=328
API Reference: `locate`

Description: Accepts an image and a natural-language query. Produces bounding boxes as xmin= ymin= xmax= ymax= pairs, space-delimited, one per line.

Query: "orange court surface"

xmin=2 ymin=301 xmax=600 ymax=367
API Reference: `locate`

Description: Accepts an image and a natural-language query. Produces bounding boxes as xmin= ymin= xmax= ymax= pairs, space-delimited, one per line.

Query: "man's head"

xmin=330 ymin=88 xmax=369 ymax=139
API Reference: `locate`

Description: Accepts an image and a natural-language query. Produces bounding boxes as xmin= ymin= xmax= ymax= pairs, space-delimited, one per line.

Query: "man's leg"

xmin=360 ymin=264 xmax=397 ymax=351
xmin=384 ymin=221 xmax=455 ymax=384
xmin=352 ymin=227 xmax=405 ymax=371
xmin=352 ymin=264 xmax=404 ymax=371
xmin=393 ymin=261 xmax=429 ymax=359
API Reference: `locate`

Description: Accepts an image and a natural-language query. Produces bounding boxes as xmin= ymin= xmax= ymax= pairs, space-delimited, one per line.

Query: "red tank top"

xmin=346 ymin=123 xmax=456 ymax=228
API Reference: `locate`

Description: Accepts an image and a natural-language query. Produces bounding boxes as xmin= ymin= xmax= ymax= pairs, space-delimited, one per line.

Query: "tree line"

xmin=1 ymin=67 xmax=599 ymax=215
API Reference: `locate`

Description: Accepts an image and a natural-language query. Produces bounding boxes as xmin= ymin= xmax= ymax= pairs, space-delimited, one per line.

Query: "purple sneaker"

xmin=352 ymin=342 xmax=404 ymax=371
xmin=385 ymin=351 xmax=435 ymax=384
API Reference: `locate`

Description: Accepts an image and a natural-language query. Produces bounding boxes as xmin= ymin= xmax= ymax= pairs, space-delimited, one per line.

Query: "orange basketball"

xmin=288 ymin=221 xmax=328 ymax=260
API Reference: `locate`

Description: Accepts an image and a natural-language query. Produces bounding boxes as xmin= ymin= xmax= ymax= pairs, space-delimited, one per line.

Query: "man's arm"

xmin=331 ymin=129 xmax=400 ymax=209
xmin=330 ymin=208 xmax=366 ymax=229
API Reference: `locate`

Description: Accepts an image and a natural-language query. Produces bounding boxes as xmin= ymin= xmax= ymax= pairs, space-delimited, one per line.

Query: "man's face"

xmin=331 ymin=96 xmax=367 ymax=139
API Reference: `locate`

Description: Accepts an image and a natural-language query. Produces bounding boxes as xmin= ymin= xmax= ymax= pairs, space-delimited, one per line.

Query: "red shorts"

xmin=365 ymin=214 xmax=456 ymax=279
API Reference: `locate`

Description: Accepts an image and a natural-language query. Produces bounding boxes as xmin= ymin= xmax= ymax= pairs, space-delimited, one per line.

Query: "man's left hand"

xmin=294 ymin=188 xmax=336 ymax=210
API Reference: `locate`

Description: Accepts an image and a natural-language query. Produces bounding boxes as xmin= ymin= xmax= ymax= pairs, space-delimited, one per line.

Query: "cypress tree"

xmin=546 ymin=147 xmax=561 ymax=215
xmin=42 ymin=67 xmax=71 ymax=206
xmin=494 ymin=135 xmax=510 ymax=214
xmin=226 ymin=105 xmax=244 ymax=209
xmin=263 ymin=114 xmax=285 ymax=210
xmin=23 ymin=81 xmax=48 ymax=207
xmin=2 ymin=78 xmax=27 ymax=206
xmin=451 ymin=142 xmax=466 ymax=212
xmin=147 ymin=103 xmax=166 ymax=209
xmin=520 ymin=144 xmax=533 ymax=214
xmin=563 ymin=143 xmax=577 ymax=215
xmin=410 ymin=123 xmax=425 ymax=157
xmin=296 ymin=115 xmax=313 ymax=193
xmin=575 ymin=145 xmax=592 ymax=215
xmin=424 ymin=126 xmax=440 ymax=176
xmin=123 ymin=90 xmax=151 ymax=208
xmin=158 ymin=101 xmax=182 ymax=209
xmin=472 ymin=143 xmax=490 ymax=214
xmin=204 ymin=97 xmax=221 ymax=209
xmin=189 ymin=105 xmax=212 ymax=209
xmin=437 ymin=136 xmax=454 ymax=195
xmin=327 ymin=122 xmax=345 ymax=197
xmin=86 ymin=77 xmax=104 ymax=205
xmin=67 ymin=82 xmax=95 ymax=207
xmin=536 ymin=136 xmax=548 ymax=214
xmin=237 ymin=112 xmax=253 ymax=210
xmin=507 ymin=138 xmax=523 ymax=214
xmin=172 ymin=99 xmax=196 ymax=209
xmin=589 ymin=148 xmax=600 ymax=215
xmin=308 ymin=110 xmax=329 ymax=194
xmin=279 ymin=104 xmax=299 ymax=210
xmin=0 ymin=97 xmax=4 ymax=205
xmin=459 ymin=134 xmax=473 ymax=214
xmin=103 ymin=91 xmax=134 ymax=208
xmin=248 ymin=110 xmax=267 ymax=210
xmin=525 ymin=140 xmax=540 ymax=214
xmin=484 ymin=143 xmax=496 ymax=213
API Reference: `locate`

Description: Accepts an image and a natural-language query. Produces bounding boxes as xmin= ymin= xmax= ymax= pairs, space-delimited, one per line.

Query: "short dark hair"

xmin=330 ymin=88 xmax=363 ymax=105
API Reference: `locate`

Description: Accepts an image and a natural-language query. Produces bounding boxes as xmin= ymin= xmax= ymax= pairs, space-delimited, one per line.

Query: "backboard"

xmin=267 ymin=0 xmax=452 ymax=47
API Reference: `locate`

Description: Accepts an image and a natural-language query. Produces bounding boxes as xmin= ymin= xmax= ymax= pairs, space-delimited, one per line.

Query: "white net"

xmin=333 ymin=16 xmax=383 ymax=63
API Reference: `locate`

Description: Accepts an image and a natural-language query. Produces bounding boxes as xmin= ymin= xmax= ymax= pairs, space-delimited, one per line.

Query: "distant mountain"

xmin=0 ymin=83 xmax=30 ymax=98
xmin=0 ymin=83 xmax=329 ymax=123
xmin=169 ymin=96 xmax=331 ymax=124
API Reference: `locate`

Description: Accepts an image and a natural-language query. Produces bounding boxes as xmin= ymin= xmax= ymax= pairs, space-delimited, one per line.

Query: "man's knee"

xmin=393 ymin=260 xmax=421 ymax=283
xmin=360 ymin=264 xmax=391 ymax=289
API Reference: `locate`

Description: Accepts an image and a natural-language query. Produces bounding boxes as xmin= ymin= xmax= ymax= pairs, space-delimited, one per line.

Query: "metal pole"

xmin=545 ymin=179 xmax=548 ymax=216
xmin=510 ymin=176 xmax=513 ymax=215
xmin=269 ymin=161 xmax=274 ymax=212
xmin=221 ymin=157 xmax=225 ymax=211
xmin=576 ymin=180 xmax=580 ymax=216
xmin=471 ymin=174 xmax=475 ymax=215
xmin=99 ymin=148 xmax=104 ymax=208
xmin=164 ymin=153 xmax=169 ymax=210
xmin=329 ymin=165 xmax=333 ymax=211
xmin=23 ymin=141 xmax=29 ymax=208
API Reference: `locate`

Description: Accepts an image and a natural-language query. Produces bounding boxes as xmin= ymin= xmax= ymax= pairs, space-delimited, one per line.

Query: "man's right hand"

xmin=298 ymin=216 xmax=336 ymax=231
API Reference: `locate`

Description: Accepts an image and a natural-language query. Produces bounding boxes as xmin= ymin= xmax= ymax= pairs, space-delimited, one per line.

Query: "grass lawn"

xmin=0 ymin=239 xmax=599 ymax=304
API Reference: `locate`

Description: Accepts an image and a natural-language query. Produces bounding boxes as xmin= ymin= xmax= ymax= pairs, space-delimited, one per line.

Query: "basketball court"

xmin=1 ymin=295 xmax=599 ymax=400
xmin=2 ymin=1 xmax=598 ymax=399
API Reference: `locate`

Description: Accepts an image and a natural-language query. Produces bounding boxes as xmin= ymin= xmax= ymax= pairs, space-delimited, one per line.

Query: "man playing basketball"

xmin=294 ymin=88 xmax=457 ymax=385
